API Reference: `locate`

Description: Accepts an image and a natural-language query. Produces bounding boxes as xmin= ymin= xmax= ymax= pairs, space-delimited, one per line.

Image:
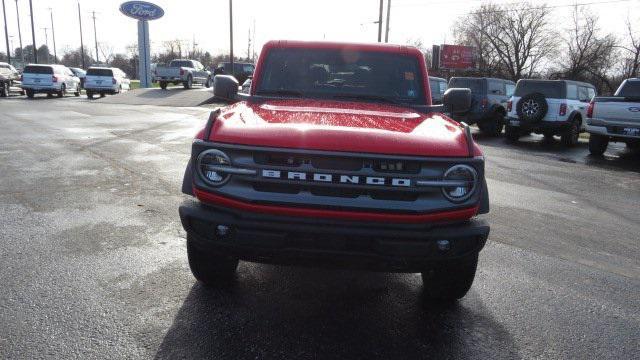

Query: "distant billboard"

xmin=439 ymin=45 xmax=476 ymax=70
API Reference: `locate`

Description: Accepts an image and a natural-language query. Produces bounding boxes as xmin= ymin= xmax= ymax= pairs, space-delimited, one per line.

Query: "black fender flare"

xmin=478 ymin=177 xmax=490 ymax=215
xmin=181 ymin=159 xmax=194 ymax=196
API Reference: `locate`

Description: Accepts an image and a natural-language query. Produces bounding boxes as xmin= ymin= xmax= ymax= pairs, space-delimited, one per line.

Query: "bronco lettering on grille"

xmin=261 ymin=169 xmax=411 ymax=187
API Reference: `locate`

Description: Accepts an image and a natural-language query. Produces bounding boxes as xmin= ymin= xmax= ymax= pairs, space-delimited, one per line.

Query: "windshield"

xmin=23 ymin=65 xmax=53 ymax=74
xmin=87 ymin=68 xmax=113 ymax=76
xmin=169 ymin=60 xmax=193 ymax=68
xmin=256 ymin=48 xmax=426 ymax=105
xmin=449 ymin=78 xmax=482 ymax=93
xmin=515 ymin=81 xmax=563 ymax=98
xmin=615 ymin=80 xmax=640 ymax=97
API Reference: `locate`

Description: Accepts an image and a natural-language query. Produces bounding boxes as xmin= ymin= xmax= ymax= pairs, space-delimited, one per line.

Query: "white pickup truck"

xmin=153 ymin=59 xmax=211 ymax=90
xmin=586 ymin=78 xmax=640 ymax=155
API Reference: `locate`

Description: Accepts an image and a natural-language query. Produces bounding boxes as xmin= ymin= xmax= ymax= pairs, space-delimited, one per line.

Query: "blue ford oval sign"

xmin=120 ymin=1 xmax=164 ymax=21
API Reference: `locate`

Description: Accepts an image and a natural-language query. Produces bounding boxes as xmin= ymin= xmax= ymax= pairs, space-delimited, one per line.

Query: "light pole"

xmin=384 ymin=0 xmax=391 ymax=43
xmin=91 ymin=10 xmax=98 ymax=63
xmin=2 ymin=0 xmax=10 ymax=64
xmin=28 ymin=0 xmax=36 ymax=63
xmin=41 ymin=26 xmax=48 ymax=63
xmin=77 ymin=2 xmax=85 ymax=68
xmin=14 ymin=0 xmax=23 ymax=64
xmin=229 ymin=0 xmax=234 ymax=77
xmin=377 ymin=0 xmax=383 ymax=42
xmin=48 ymin=7 xmax=56 ymax=62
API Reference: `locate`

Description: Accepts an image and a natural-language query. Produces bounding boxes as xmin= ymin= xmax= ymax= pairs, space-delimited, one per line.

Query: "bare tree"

xmin=482 ymin=3 xmax=556 ymax=80
xmin=555 ymin=6 xmax=617 ymax=92
xmin=619 ymin=18 xmax=640 ymax=78
xmin=453 ymin=4 xmax=503 ymax=77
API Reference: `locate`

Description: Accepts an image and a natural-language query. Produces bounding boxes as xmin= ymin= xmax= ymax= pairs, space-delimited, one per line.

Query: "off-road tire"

xmin=625 ymin=139 xmax=640 ymax=150
xmin=421 ymin=255 xmax=478 ymax=302
xmin=478 ymin=111 xmax=505 ymax=136
xmin=205 ymin=76 xmax=212 ymax=88
xmin=516 ymin=92 xmax=548 ymax=124
xmin=505 ymin=124 xmax=520 ymax=142
xmin=159 ymin=81 xmax=168 ymax=90
xmin=187 ymin=233 xmax=239 ymax=287
xmin=588 ymin=133 xmax=609 ymax=156
xmin=183 ymin=75 xmax=193 ymax=89
xmin=561 ymin=118 xmax=580 ymax=147
xmin=0 ymin=82 xmax=8 ymax=97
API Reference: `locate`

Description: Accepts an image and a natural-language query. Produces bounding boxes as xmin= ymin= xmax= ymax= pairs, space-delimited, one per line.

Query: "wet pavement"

xmin=0 ymin=97 xmax=639 ymax=359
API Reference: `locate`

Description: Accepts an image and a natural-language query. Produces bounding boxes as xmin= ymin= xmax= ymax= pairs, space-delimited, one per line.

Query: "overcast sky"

xmin=1 ymin=0 xmax=639 ymax=59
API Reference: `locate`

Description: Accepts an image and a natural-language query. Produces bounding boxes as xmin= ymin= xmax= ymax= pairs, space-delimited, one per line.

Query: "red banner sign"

xmin=440 ymin=45 xmax=476 ymax=70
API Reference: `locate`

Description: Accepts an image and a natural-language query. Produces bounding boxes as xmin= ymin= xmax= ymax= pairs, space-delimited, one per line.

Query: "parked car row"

xmin=0 ymin=63 xmax=131 ymax=100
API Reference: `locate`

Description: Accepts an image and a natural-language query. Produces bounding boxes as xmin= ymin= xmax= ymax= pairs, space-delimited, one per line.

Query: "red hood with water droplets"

xmin=207 ymin=99 xmax=480 ymax=157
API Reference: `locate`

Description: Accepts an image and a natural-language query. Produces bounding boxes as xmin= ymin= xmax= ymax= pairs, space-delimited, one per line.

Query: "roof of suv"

xmin=517 ymin=79 xmax=595 ymax=88
xmin=450 ymin=76 xmax=515 ymax=84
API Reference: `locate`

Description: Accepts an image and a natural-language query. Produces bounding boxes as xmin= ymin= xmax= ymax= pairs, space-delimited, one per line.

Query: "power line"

xmin=466 ymin=0 xmax=638 ymax=15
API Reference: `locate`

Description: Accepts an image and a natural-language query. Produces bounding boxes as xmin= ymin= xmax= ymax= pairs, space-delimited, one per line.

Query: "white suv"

xmin=21 ymin=64 xmax=81 ymax=98
xmin=84 ymin=67 xmax=130 ymax=99
xmin=505 ymin=80 xmax=597 ymax=146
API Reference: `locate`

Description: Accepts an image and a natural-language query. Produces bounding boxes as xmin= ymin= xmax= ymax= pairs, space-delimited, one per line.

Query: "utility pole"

xmin=15 ymin=0 xmax=23 ymax=64
xmin=384 ymin=0 xmax=391 ymax=43
xmin=252 ymin=18 xmax=256 ymax=63
xmin=91 ymin=10 xmax=98 ymax=63
xmin=2 ymin=0 xmax=10 ymax=64
xmin=78 ymin=2 xmax=85 ymax=68
xmin=377 ymin=0 xmax=383 ymax=42
xmin=48 ymin=8 xmax=56 ymax=63
xmin=28 ymin=0 xmax=35 ymax=63
xmin=246 ymin=27 xmax=250 ymax=60
xmin=41 ymin=27 xmax=47 ymax=63
xmin=229 ymin=0 xmax=233 ymax=77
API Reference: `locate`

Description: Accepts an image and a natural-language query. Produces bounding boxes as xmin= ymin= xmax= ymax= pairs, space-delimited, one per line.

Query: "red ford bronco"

xmin=179 ymin=41 xmax=490 ymax=301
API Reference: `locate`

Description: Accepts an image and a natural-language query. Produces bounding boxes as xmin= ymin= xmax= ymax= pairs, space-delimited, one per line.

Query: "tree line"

xmin=450 ymin=2 xmax=640 ymax=94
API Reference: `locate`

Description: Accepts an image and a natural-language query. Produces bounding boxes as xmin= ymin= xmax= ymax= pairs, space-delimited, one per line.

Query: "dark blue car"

xmin=448 ymin=77 xmax=515 ymax=136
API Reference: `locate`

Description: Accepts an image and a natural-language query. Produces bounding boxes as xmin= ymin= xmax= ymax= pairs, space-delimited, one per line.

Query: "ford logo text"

xmin=119 ymin=1 xmax=165 ymax=21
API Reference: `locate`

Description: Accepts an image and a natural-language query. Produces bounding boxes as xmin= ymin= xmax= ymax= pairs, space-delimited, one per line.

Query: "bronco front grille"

xmin=192 ymin=142 xmax=484 ymax=214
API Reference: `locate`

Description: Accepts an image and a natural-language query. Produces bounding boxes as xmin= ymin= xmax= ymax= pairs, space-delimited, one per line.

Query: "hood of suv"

xmin=207 ymin=99 xmax=478 ymax=157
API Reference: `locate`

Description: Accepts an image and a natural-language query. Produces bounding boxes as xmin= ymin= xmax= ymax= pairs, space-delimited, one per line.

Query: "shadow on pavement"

xmin=154 ymin=264 xmax=519 ymax=359
xmin=473 ymin=131 xmax=640 ymax=173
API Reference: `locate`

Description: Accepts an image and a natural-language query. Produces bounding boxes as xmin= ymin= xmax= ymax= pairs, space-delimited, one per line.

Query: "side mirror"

xmin=213 ymin=75 xmax=239 ymax=101
xmin=443 ymin=88 xmax=472 ymax=114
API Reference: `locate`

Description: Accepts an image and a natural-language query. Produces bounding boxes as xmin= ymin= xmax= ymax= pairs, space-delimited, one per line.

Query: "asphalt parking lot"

xmin=1 ymin=95 xmax=639 ymax=359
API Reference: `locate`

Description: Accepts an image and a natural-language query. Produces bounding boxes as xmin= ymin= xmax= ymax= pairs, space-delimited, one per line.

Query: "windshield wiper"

xmin=256 ymin=89 xmax=304 ymax=97
xmin=331 ymin=93 xmax=406 ymax=106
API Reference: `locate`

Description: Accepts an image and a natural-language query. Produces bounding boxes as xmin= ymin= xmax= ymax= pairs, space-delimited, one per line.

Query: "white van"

xmin=21 ymin=64 xmax=81 ymax=98
xmin=85 ymin=67 xmax=130 ymax=99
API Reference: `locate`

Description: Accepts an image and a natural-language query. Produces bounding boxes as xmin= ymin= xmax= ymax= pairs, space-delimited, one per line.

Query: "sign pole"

xmin=120 ymin=1 xmax=164 ymax=89
xmin=137 ymin=19 xmax=150 ymax=88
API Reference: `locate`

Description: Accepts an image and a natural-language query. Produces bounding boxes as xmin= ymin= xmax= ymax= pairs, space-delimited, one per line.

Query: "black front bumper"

xmin=179 ymin=200 xmax=489 ymax=272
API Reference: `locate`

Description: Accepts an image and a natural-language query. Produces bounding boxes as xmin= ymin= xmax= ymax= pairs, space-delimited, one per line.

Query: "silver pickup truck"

xmin=586 ymin=78 xmax=640 ymax=155
xmin=154 ymin=59 xmax=211 ymax=90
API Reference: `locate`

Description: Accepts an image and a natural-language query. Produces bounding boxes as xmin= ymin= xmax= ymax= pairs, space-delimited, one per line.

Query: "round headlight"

xmin=442 ymin=164 xmax=478 ymax=202
xmin=197 ymin=149 xmax=232 ymax=186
